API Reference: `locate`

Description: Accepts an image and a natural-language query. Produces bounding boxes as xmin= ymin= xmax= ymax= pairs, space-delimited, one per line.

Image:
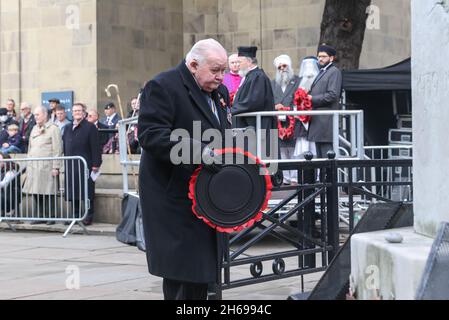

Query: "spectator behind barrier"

xmin=0 ymin=152 xmax=20 ymax=215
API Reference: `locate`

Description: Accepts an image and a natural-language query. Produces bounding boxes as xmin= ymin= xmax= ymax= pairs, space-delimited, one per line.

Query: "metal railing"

xmin=118 ymin=117 xmax=140 ymax=195
xmin=233 ymin=110 xmax=365 ymax=161
xmin=0 ymin=156 xmax=89 ymax=237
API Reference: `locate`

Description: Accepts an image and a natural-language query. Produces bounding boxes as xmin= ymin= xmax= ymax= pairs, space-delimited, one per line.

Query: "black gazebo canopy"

xmin=342 ymin=58 xmax=411 ymax=92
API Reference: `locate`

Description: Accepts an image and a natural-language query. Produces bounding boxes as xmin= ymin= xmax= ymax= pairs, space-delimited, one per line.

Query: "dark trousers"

xmin=315 ymin=142 xmax=333 ymax=159
xmin=70 ymin=180 xmax=95 ymax=221
xmin=33 ymin=195 xmax=57 ymax=219
xmin=163 ymin=278 xmax=209 ymax=300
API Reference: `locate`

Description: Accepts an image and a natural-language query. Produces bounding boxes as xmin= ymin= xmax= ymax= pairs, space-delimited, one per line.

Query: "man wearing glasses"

xmin=307 ymin=44 xmax=342 ymax=159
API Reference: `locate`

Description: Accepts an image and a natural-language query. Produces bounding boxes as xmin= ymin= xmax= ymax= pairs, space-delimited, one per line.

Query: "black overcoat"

xmin=308 ymin=64 xmax=342 ymax=143
xmin=138 ymin=61 xmax=231 ymax=283
xmin=62 ymin=119 xmax=102 ymax=201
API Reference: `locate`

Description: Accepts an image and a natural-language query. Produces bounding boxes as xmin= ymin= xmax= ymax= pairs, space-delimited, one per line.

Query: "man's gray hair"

xmin=185 ymin=38 xmax=227 ymax=65
xmin=20 ymin=102 xmax=32 ymax=110
xmin=34 ymin=105 xmax=49 ymax=120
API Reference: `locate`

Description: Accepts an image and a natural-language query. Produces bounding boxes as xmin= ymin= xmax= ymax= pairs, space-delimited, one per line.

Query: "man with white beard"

xmin=271 ymin=54 xmax=305 ymax=185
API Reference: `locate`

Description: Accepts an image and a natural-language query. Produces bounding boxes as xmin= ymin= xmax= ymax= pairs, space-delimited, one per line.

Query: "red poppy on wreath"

xmin=294 ymin=87 xmax=313 ymax=124
xmin=277 ymin=106 xmax=296 ymax=141
xmin=229 ymin=91 xmax=236 ymax=106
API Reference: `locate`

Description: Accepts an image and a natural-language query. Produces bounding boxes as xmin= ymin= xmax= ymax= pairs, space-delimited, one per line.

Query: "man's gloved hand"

xmin=202 ymin=146 xmax=223 ymax=174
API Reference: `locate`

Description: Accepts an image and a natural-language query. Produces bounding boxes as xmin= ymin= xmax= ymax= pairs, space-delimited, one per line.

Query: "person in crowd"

xmin=22 ymin=106 xmax=63 ymax=225
xmin=1 ymin=124 xmax=24 ymax=154
xmin=48 ymin=98 xmax=60 ymax=123
xmin=101 ymin=102 xmax=121 ymax=128
xmin=307 ymin=44 xmax=342 ymax=158
xmin=5 ymin=99 xmax=17 ymax=120
xmin=232 ymin=46 xmax=275 ymax=159
xmin=127 ymin=96 xmax=140 ymax=118
xmin=138 ymin=38 xmax=230 ymax=300
xmin=0 ymin=152 xmax=20 ymax=215
xmin=18 ymin=102 xmax=36 ymax=153
xmin=271 ymin=54 xmax=305 ymax=185
xmin=222 ymin=53 xmax=242 ymax=98
xmin=0 ymin=108 xmax=19 ymax=147
xmin=87 ymin=109 xmax=109 ymax=150
xmin=63 ymin=103 xmax=102 ymax=226
xmin=54 ymin=106 xmax=71 ymax=136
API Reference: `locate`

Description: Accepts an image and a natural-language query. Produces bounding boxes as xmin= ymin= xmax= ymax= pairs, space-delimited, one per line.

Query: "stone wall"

xmin=183 ymin=0 xmax=411 ymax=78
xmin=0 ymin=0 xmax=98 ymax=110
xmin=96 ymin=0 xmax=183 ymax=114
xmin=1 ymin=0 xmax=410 ymax=111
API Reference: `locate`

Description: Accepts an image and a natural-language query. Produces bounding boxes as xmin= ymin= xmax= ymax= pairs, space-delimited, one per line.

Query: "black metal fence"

xmin=213 ymin=157 xmax=413 ymax=299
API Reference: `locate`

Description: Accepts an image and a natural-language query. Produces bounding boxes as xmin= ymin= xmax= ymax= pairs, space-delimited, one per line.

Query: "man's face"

xmin=56 ymin=110 xmax=66 ymax=122
xmin=105 ymin=107 xmax=114 ymax=117
xmin=34 ymin=109 xmax=47 ymax=126
xmin=6 ymin=101 xmax=14 ymax=112
xmin=191 ymin=51 xmax=227 ymax=93
xmin=317 ymin=52 xmax=334 ymax=68
xmin=87 ymin=111 xmax=98 ymax=123
xmin=49 ymin=102 xmax=57 ymax=111
xmin=20 ymin=104 xmax=31 ymax=117
xmin=228 ymin=54 xmax=240 ymax=74
xmin=131 ymin=98 xmax=139 ymax=111
xmin=72 ymin=105 xmax=85 ymax=122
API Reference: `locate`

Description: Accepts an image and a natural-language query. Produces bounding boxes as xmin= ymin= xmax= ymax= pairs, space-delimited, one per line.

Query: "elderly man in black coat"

xmin=307 ymin=44 xmax=343 ymax=158
xmin=62 ymin=103 xmax=102 ymax=226
xmin=138 ymin=38 xmax=231 ymax=300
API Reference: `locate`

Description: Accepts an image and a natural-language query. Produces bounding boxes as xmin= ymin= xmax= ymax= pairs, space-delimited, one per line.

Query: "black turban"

xmin=318 ymin=44 xmax=337 ymax=57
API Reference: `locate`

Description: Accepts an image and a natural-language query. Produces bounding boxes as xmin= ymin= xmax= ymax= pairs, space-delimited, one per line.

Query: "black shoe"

xmin=46 ymin=221 xmax=55 ymax=225
xmin=30 ymin=221 xmax=45 ymax=225
xmin=82 ymin=219 xmax=92 ymax=226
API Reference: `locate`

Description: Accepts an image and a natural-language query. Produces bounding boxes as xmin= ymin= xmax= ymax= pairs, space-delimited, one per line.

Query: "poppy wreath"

xmin=188 ymin=148 xmax=272 ymax=233
xmin=229 ymin=91 xmax=236 ymax=106
xmin=294 ymin=87 xmax=313 ymax=124
xmin=277 ymin=106 xmax=296 ymax=141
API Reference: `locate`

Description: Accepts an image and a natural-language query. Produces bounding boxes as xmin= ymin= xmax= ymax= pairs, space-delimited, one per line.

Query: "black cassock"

xmin=231 ymin=67 xmax=276 ymax=159
xmin=232 ymin=67 xmax=275 ymax=132
xmin=62 ymin=119 xmax=102 ymax=203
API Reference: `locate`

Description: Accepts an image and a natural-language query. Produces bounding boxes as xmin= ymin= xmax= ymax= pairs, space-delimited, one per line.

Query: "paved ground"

xmin=0 ymin=225 xmax=324 ymax=300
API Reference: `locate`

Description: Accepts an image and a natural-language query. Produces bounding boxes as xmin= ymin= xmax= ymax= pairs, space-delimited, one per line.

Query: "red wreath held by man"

xmin=294 ymin=87 xmax=313 ymax=124
xmin=277 ymin=88 xmax=312 ymax=141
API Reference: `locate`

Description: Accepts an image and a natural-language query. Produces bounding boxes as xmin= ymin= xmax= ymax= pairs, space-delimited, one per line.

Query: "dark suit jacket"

xmin=308 ymin=64 xmax=342 ymax=143
xmin=100 ymin=113 xmax=122 ymax=129
xmin=18 ymin=115 xmax=36 ymax=153
xmin=62 ymin=119 xmax=102 ymax=201
xmin=138 ymin=61 xmax=231 ymax=283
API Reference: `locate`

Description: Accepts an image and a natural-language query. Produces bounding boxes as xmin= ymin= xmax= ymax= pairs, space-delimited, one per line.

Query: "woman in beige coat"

xmin=22 ymin=106 xmax=63 ymax=225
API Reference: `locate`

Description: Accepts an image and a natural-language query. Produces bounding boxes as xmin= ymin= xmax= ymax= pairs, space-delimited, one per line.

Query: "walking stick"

xmin=105 ymin=84 xmax=139 ymax=193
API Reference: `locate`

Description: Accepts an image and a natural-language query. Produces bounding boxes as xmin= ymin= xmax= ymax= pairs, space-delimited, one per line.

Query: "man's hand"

xmin=202 ymin=146 xmax=222 ymax=174
xmin=51 ymin=169 xmax=60 ymax=177
xmin=2 ymin=143 xmax=9 ymax=148
xmin=275 ymin=104 xmax=285 ymax=111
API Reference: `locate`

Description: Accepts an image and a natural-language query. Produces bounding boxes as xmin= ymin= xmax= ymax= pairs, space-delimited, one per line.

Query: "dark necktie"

xmin=207 ymin=96 xmax=220 ymax=124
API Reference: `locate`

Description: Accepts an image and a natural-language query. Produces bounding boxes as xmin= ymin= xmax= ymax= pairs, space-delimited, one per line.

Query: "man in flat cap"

xmin=232 ymin=46 xmax=275 ymax=158
xmin=48 ymin=98 xmax=60 ymax=123
xmin=307 ymin=44 xmax=342 ymax=158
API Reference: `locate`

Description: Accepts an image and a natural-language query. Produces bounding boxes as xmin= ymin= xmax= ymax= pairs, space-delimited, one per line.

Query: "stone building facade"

xmin=0 ymin=0 xmax=410 ymax=113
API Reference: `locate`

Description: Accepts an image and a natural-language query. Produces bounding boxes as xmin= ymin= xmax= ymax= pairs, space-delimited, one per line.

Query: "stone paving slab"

xmin=0 ymin=230 xmax=324 ymax=300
